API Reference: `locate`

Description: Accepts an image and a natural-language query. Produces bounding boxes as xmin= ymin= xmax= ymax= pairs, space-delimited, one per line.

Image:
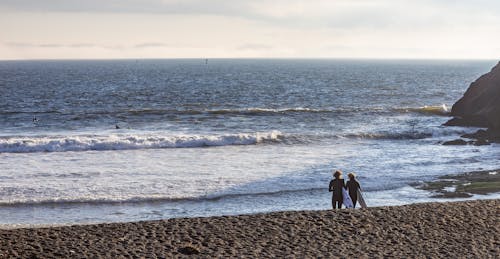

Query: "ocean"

xmin=1 ymin=59 xmax=499 ymax=228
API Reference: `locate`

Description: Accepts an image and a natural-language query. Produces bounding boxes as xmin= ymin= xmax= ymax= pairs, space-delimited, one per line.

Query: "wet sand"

xmin=0 ymin=199 xmax=498 ymax=258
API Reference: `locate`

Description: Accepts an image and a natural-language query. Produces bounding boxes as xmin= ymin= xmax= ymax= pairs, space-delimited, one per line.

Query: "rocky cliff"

xmin=445 ymin=61 xmax=500 ymax=130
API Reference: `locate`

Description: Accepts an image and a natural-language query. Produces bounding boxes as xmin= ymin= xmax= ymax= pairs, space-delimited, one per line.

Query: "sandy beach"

xmin=0 ymin=199 xmax=498 ymax=258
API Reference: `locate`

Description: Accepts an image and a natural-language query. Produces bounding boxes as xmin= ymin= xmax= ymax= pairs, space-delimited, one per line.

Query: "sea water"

xmin=0 ymin=59 xmax=499 ymax=227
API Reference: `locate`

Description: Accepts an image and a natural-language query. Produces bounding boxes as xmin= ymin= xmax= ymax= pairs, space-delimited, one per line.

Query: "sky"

xmin=1 ymin=0 xmax=500 ymax=59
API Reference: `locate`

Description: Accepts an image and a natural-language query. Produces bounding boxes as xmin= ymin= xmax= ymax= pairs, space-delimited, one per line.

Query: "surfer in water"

xmin=346 ymin=172 xmax=361 ymax=208
xmin=329 ymin=170 xmax=345 ymax=209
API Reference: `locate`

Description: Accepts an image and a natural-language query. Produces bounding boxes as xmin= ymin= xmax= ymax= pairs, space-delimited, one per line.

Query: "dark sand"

xmin=0 ymin=199 xmax=498 ymax=258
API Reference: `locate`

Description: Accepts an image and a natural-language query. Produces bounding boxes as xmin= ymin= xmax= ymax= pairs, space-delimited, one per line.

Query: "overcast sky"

xmin=1 ymin=0 xmax=500 ymax=59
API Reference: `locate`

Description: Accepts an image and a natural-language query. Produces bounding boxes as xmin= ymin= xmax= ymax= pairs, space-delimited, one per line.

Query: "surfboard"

xmin=342 ymin=188 xmax=354 ymax=208
xmin=357 ymin=189 xmax=367 ymax=209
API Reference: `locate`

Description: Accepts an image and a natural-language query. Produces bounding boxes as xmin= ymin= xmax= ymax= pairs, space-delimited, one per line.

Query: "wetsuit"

xmin=346 ymin=179 xmax=361 ymax=208
xmin=329 ymin=178 xmax=345 ymax=209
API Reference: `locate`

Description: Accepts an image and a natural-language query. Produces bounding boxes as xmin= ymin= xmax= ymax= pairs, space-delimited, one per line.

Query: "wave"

xmin=0 ymin=126 xmax=470 ymax=153
xmin=206 ymin=107 xmax=332 ymax=115
xmin=341 ymin=132 xmax=433 ymax=140
xmin=186 ymin=105 xmax=451 ymax=117
xmin=0 ymin=196 xmax=190 ymax=207
xmin=1 ymin=105 xmax=451 ymax=118
xmin=393 ymin=104 xmax=450 ymax=116
xmin=0 ymin=187 xmax=327 ymax=207
xmin=78 ymin=107 xmax=335 ymax=118
xmin=0 ymin=131 xmax=283 ymax=153
xmin=341 ymin=126 xmax=469 ymax=140
xmin=0 ymin=110 xmax=62 ymax=115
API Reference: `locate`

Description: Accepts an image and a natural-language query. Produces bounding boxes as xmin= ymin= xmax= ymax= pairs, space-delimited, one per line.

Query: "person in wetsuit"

xmin=346 ymin=172 xmax=361 ymax=208
xmin=328 ymin=170 xmax=345 ymax=209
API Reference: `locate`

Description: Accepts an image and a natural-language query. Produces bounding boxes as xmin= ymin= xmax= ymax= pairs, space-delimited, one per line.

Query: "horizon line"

xmin=0 ymin=57 xmax=498 ymax=62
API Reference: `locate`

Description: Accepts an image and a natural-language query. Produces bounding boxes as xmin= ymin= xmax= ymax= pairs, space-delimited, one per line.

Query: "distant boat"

xmin=205 ymin=59 xmax=208 ymax=65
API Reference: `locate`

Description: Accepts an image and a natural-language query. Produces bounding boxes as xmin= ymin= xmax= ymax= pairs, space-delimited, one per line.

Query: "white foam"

xmin=0 ymin=131 xmax=283 ymax=153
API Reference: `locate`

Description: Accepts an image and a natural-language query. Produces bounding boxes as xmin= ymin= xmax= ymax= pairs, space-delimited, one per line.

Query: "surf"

xmin=0 ymin=131 xmax=283 ymax=153
xmin=393 ymin=104 xmax=450 ymax=116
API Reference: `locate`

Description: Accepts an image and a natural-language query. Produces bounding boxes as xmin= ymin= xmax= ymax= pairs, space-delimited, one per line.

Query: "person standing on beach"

xmin=346 ymin=172 xmax=361 ymax=208
xmin=329 ymin=170 xmax=345 ymax=209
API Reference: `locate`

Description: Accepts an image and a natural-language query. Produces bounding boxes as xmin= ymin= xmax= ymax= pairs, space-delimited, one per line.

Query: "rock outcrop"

xmin=445 ymin=61 xmax=500 ymax=130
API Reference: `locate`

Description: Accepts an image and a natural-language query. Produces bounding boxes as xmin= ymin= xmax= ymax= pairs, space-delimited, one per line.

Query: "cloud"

xmin=4 ymin=41 xmax=269 ymax=51
xmin=2 ymin=1 xmax=499 ymax=59
xmin=4 ymin=42 xmax=33 ymax=48
xmin=236 ymin=44 xmax=273 ymax=51
xmin=69 ymin=43 xmax=98 ymax=48
xmin=4 ymin=42 xmax=122 ymax=50
xmin=38 ymin=43 xmax=63 ymax=48
xmin=5 ymin=42 xmax=63 ymax=48
xmin=4 ymin=42 xmax=189 ymax=50
xmin=133 ymin=42 xmax=177 ymax=48
xmin=0 ymin=0 xmax=244 ymax=15
xmin=2 ymin=0 xmax=499 ymax=30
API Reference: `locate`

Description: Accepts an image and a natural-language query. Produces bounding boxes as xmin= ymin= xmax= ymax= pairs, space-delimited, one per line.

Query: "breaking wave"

xmin=0 ymin=131 xmax=283 ymax=153
xmin=0 ymin=127 xmax=469 ymax=154
xmin=393 ymin=104 xmax=450 ymax=116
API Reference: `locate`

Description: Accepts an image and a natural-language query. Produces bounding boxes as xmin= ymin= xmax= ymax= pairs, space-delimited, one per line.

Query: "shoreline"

xmin=1 ymin=182 xmax=499 ymax=229
xmin=0 ymin=199 xmax=498 ymax=257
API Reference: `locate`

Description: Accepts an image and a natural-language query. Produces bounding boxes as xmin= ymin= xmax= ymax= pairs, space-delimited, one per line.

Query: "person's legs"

xmin=350 ymin=194 xmax=357 ymax=208
xmin=337 ymin=200 xmax=343 ymax=209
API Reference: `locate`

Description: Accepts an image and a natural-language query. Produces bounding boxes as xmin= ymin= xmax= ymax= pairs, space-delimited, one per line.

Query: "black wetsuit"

xmin=346 ymin=179 xmax=361 ymax=208
xmin=329 ymin=178 xmax=345 ymax=209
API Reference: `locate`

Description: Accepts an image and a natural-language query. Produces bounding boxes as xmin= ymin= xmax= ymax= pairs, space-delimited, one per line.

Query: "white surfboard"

xmin=342 ymin=188 xmax=354 ymax=208
xmin=357 ymin=189 xmax=367 ymax=209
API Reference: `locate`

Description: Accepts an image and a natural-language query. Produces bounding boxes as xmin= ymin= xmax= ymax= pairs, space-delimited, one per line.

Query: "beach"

xmin=2 ymin=0 xmax=500 ymax=257
xmin=0 ymin=199 xmax=498 ymax=258
xmin=2 ymin=60 xmax=500 ymax=226
xmin=1 ymin=60 xmax=499 ymax=257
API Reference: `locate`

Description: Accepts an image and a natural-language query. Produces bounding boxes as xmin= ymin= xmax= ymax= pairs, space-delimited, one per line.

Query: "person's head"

xmin=348 ymin=172 xmax=356 ymax=180
xmin=333 ymin=170 xmax=342 ymax=179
